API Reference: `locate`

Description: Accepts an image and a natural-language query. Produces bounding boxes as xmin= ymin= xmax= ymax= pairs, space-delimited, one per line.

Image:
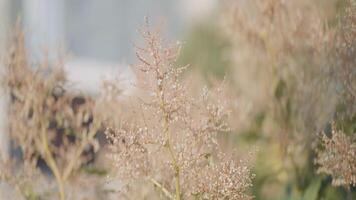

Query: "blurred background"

xmin=1 ymin=0 xmax=355 ymax=200
xmin=0 ymin=0 xmax=218 ymax=93
xmin=0 ymin=0 xmax=216 ymax=60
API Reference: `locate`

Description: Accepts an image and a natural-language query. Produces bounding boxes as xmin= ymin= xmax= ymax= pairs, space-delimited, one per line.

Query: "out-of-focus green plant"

xmin=178 ymin=21 xmax=231 ymax=80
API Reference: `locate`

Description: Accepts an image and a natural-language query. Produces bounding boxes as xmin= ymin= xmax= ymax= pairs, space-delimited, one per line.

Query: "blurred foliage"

xmin=179 ymin=0 xmax=355 ymax=199
xmin=81 ymin=166 xmax=108 ymax=177
xmin=178 ymin=21 xmax=231 ymax=80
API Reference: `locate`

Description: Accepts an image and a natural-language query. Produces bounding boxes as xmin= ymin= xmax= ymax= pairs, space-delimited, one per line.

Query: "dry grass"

xmin=0 ymin=1 xmax=355 ymax=199
xmin=1 ymin=24 xmax=104 ymax=200
xmin=315 ymin=123 xmax=356 ymax=187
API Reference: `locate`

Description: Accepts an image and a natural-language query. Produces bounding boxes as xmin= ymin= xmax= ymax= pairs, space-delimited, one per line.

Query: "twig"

xmin=150 ymin=178 xmax=174 ymax=200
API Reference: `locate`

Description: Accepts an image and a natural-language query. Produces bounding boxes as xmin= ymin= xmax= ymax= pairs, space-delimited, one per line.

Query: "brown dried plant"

xmin=1 ymin=26 xmax=102 ymax=200
xmin=220 ymin=0 xmax=356 ymax=192
xmin=105 ymin=23 xmax=253 ymax=200
xmin=315 ymin=123 xmax=356 ymax=188
xmin=220 ymin=1 xmax=340 ymax=170
xmin=314 ymin=0 xmax=356 ymax=190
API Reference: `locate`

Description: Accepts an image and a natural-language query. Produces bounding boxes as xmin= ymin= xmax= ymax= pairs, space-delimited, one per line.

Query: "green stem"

xmin=159 ymin=87 xmax=181 ymax=200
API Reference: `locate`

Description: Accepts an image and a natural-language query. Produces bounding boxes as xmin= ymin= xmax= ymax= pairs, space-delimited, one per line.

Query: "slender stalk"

xmin=145 ymin=26 xmax=182 ymax=199
xmin=62 ymin=125 xmax=97 ymax=181
xmin=150 ymin=178 xmax=174 ymax=200
xmin=39 ymin=125 xmax=65 ymax=200
xmin=159 ymin=83 xmax=181 ymax=200
xmin=163 ymin=113 xmax=181 ymax=200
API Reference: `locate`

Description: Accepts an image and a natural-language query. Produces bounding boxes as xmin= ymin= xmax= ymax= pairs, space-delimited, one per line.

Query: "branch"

xmin=63 ymin=122 xmax=99 ymax=181
xmin=150 ymin=178 xmax=174 ymax=200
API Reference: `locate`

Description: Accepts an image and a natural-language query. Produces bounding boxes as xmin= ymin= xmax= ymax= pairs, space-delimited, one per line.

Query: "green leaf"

xmin=302 ymin=178 xmax=321 ymax=200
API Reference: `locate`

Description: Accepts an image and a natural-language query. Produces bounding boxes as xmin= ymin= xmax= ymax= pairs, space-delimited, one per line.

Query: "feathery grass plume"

xmin=315 ymin=123 xmax=356 ymax=187
xmin=1 ymin=25 xmax=104 ymax=200
xmin=105 ymin=21 xmax=254 ymax=200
